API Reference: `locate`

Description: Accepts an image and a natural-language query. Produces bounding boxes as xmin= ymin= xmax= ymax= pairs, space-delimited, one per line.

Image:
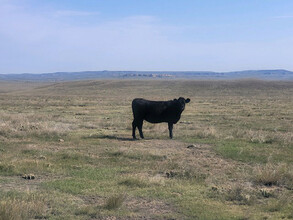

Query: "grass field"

xmin=0 ymin=79 xmax=292 ymax=219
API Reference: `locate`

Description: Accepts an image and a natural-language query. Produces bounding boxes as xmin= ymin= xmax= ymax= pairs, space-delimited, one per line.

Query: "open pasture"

xmin=0 ymin=80 xmax=293 ymax=219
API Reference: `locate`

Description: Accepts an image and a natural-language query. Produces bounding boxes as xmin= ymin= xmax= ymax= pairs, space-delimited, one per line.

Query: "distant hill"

xmin=0 ymin=69 xmax=293 ymax=81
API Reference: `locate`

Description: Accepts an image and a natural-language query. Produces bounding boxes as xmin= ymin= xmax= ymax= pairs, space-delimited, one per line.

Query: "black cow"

xmin=132 ymin=97 xmax=190 ymax=139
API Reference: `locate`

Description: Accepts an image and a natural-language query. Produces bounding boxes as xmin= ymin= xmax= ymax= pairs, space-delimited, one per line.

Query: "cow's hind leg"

xmin=168 ymin=122 xmax=173 ymax=139
xmin=137 ymin=120 xmax=144 ymax=139
xmin=132 ymin=120 xmax=137 ymax=139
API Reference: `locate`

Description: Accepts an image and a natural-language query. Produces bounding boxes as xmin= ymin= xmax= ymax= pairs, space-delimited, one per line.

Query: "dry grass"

xmin=0 ymin=112 xmax=72 ymax=140
xmin=253 ymin=163 xmax=293 ymax=188
xmin=0 ymin=192 xmax=47 ymax=220
xmin=231 ymin=128 xmax=293 ymax=145
xmin=0 ymin=80 xmax=292 ymax=219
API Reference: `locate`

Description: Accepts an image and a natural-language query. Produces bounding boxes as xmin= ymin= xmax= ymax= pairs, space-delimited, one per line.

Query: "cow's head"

xmin=177 ymin=97 xmax=190 ymax=111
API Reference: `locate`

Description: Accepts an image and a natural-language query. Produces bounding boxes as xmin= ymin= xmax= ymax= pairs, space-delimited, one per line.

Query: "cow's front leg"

xmin=168 ymin=123 xmax=173 ymax=139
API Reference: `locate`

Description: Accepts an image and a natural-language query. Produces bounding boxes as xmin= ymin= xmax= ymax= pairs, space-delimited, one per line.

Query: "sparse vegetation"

xmin=0 ymin=80 xmax=292 ymax=219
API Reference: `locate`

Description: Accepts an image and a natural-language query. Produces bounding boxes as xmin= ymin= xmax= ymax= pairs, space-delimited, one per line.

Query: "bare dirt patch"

xmin=126 ymin=196 xmax=176 ymax=218
xmin=108 ymin=138 xmax=246 ymax=184
xmin=0 ymin=174 xmax=64 ymax=192
xmin=80 ymin=194 xmax=177 ymax=219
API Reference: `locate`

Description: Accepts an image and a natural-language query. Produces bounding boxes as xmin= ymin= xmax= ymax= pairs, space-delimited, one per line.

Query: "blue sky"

xmin=1 ymin=0 xmax=293 ymax=73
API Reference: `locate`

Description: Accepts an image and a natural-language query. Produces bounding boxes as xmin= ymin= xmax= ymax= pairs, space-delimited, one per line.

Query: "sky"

xmin=1 ymin=0 xmax=293 ymax=74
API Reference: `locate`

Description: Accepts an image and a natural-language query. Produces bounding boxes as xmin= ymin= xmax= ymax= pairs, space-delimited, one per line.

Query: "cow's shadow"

xmin=92 ymin=134 xmax=135 ymax=141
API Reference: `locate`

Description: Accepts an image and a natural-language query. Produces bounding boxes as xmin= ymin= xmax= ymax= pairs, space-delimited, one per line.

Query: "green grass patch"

xmin=43 ymin=167 xmax=124 ymax=195
xmin=214 ymin=140 xmax=270 ymax=163
xmin=42 ymin=178 xmax=96 ymax=195
xmin=71 ymin=167 xmax=121 ymax=181
xmin=119 ymin=178 xmax=148 ymax=188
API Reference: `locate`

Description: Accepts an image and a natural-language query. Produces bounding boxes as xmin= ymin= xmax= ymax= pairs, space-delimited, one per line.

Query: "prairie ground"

xmin=0 ymin=79 xmax=292 ymax=219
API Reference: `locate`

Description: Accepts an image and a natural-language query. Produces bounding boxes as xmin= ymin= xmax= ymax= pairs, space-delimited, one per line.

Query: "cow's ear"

xmin=185 ymin=98 xmax=190 ymax=103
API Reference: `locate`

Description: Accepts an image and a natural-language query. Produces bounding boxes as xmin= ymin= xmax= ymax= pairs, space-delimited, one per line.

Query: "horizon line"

xmin=1 ymin=69 xmax=292 ymax=75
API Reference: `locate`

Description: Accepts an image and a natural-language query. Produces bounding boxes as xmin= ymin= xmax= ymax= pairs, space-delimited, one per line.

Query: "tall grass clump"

xmin=253 ymin=163 xmax=293 ymax=188
xmin=104 ymin=194 xmax=125 ymax=210
xmin=0 ymin=192 xmax=46 ymax=220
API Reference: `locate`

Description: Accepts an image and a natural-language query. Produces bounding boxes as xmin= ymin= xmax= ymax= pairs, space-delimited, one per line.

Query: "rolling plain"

xmin=0 ymin=80 xmax=293 ymax=219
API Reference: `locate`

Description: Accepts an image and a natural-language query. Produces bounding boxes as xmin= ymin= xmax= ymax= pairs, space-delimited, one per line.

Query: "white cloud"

xmin=0 ymin=3 xmax=169 ymax=72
